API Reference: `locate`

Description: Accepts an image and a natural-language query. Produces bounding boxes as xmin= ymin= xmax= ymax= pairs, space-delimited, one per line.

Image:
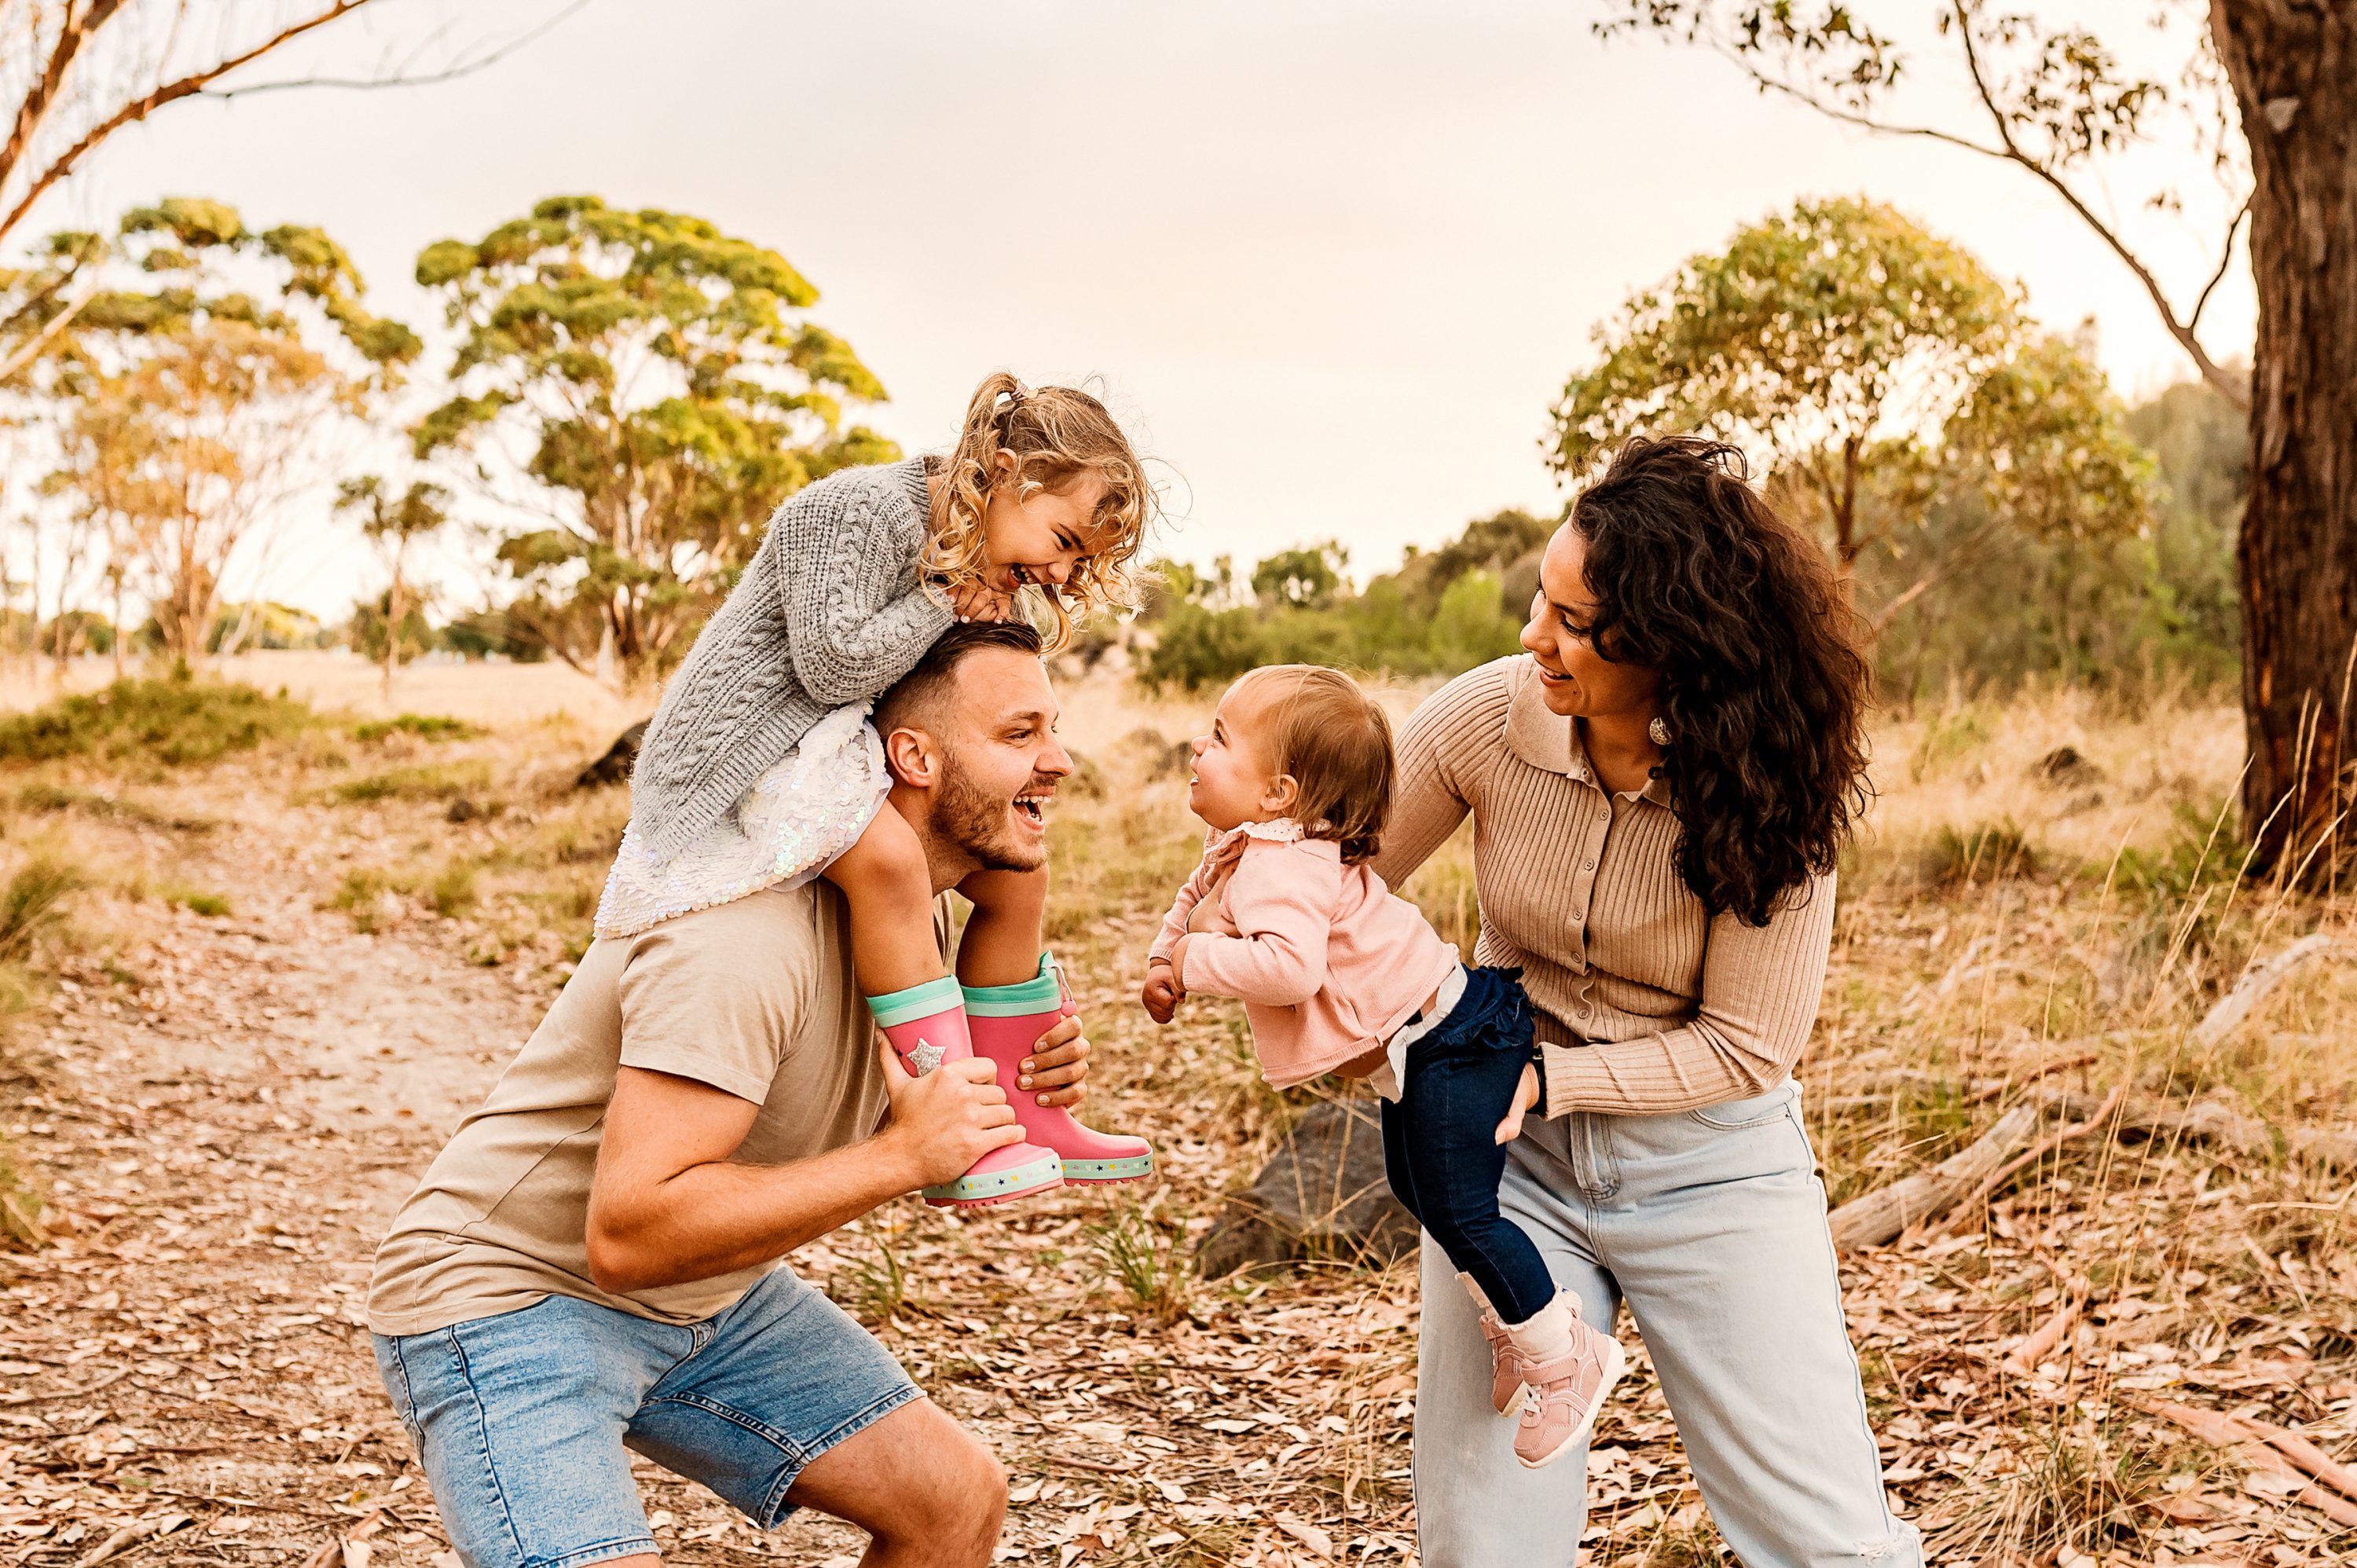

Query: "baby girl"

xmin=1142 ymin=664 xmax=1626 ymax=1468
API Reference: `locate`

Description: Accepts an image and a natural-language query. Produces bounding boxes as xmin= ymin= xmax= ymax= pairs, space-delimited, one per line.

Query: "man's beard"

xmin=935 ymin=755 xmax=1050 ymax=873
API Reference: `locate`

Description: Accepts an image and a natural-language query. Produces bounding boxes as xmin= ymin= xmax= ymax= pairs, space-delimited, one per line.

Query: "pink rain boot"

xmin=965 ymin=955 xmax=1155 ymax=1187
xmin=871 ymin=976 xmax=1062 ymax=1208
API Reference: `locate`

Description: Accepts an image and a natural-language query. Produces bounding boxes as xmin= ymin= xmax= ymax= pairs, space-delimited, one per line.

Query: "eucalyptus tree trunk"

xmin=2212 ymin=1 xmax=2357 ymax=878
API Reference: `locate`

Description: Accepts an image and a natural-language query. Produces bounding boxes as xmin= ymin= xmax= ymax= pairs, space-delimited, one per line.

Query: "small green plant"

xmin=332 ymin=868 xmax=399 ymax=933
xmin=0 ymin=677 xmax=312 ymax=766
xmin=1087 ymin=1205 xmax=1194 ymax=1323
xmin=1908 ymin=704 xmax=1995 ymax=781
xmin=351 ymin=713 xmax=482 ymax=743
xmin=1919 ymin=819 xmax=2037 ymax=888
xmin=837 ymin=1228 xmax=912 ymax=1323
xmin=159 ymin=885 xmax=232 ymax=918
xmin=331 ymin=760 xmax=493 ymax=804
xmin=0 ymin=859 xmax=79 ymax=962
xmin=432 ymin=862 xmax=478 ymax=917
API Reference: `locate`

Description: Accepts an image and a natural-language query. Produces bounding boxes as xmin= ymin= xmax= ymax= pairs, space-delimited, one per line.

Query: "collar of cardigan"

xmin=1503 ymin=656 xmax=1673 ymax=808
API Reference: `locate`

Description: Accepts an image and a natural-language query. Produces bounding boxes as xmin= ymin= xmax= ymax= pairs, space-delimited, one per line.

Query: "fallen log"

xmin=2145 ymin=1400 xmax=2357 ymax=1527
xmin=2050 ymin=1089 xmax=2357 ymax=1173
xmin=1828 ymin=1101 xmax=2040 ymax=1251
xmin=2194 ymin=933 xmax=2336 ymax=1050
xmin=1930 ymin=1083 xmax=2127 ymax=1238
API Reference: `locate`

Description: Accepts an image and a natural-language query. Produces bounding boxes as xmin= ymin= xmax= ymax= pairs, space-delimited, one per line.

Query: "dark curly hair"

xmin=1567 ymin=436 xmax=1872 ymax=925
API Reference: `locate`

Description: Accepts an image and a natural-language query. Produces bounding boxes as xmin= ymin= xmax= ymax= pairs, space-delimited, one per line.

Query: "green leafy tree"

xmin=335 ymin=475 xmax=450 ymax=698
xmin=1546 ymin=198 xmax=2148 ymax=628
xmin=413 ymin=196 xmax=897 ymax=689
xmin=1596 ymin=0 xmax=2356 ymax=878
xmin=1251 ymin=541 xmax=1349 ymax=609
xmin=37 ymin=198 xmax=415 ymax=665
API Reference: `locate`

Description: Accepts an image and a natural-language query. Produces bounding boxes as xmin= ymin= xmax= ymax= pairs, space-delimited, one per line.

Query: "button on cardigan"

xmin=1369 ymin=655 xmax=1838 ymax=1119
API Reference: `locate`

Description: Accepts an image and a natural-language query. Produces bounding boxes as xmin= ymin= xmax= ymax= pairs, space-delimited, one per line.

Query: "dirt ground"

xmin=3 ymin=671 xmax=2356 ymax=1568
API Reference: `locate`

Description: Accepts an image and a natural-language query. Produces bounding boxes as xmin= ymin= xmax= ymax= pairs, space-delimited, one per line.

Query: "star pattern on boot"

xmin=907 ymin=1040 xmax=944 ymax=1076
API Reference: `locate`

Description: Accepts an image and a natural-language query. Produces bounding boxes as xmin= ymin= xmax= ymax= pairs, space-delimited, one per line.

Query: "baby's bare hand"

xmin=1141 ymin=966 xmax=1182 ymax=1024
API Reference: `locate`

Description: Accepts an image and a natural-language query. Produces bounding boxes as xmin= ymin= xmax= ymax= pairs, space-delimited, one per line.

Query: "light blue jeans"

xmin=1410 ymin=1079 xmax=1923 ymax=1568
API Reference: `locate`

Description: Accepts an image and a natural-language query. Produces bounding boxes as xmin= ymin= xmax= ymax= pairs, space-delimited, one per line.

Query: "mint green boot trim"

xmin=921 ymin=1146 xmax=1064 ymax=1207
xmin=867 ymin=974 xmax=966 ymax=1028
xmin=962 ymin=953 xmax=1063 ymax=1017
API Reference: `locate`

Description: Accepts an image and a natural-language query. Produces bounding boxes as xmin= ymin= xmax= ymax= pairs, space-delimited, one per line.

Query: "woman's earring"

xmin=1648 ymin=716 xmax=1673 ymax=746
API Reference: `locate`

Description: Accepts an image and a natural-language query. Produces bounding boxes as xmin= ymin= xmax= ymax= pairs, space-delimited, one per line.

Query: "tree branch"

xmin=2189 ymin=192 xmax=2253 ymax=336
xmin=200 ymin=1 xmax=591 ymax=101
xmin=0 ymin=0 xmax=130 ymax=201
xmin=0 ymin=2 xmax=377 ymax=250
xmin=1950 ymin=2 xmax=2247 ymax=409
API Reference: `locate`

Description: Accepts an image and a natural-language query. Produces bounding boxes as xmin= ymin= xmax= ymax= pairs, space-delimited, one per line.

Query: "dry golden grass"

xmin=2 ymin=660 xmax=2350 ymax=1566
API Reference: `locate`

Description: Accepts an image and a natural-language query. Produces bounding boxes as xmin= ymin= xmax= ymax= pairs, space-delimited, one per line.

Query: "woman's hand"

xmin=1494 ymin=1063 xmax=1540 ymax=1145
xmin=1141 ymin=960 xmax=1184 ymax=1024
xmin=1015 ymin=1014 xmax=1090 ymax=1108
xmin=945 ymin=577 xmax=1015 ymax=624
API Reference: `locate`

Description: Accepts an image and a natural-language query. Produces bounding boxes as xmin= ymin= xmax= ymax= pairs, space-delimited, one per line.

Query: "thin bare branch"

xmin=2189 ymin=192 xmax=2252 ymax=336
xmin=202 ymin=1 xmax=591 ymax=101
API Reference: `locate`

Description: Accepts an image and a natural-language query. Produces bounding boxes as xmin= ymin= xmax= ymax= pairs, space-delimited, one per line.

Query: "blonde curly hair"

xmin=922 ymin=371 xmax=1154 ymax=650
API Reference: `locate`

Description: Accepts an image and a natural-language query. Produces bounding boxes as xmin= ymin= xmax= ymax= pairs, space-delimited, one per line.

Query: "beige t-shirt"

xmin=367 ymin=881 xmax=893 ymax=1338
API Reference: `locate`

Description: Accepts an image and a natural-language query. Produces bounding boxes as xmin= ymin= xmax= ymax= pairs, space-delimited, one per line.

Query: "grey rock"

xmin=1195 ymin=1099 xmax=1418 ymax=1279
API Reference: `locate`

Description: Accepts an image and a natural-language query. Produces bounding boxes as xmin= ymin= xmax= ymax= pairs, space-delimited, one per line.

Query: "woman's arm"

xmin=779 ymin=478 xmax=955 ymax=703
xmin=1369 ymin=661 xmax=1512 ymax=889
xmin=1177 ymin=841 xmax=1341 ymax=1008
xmin=1538 ymin=870 xmax=1838 ymax=1118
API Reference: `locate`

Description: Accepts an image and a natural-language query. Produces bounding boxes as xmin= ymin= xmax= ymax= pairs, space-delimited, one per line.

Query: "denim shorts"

xmin=374 ymin=1268 xmax=922 ymax=1568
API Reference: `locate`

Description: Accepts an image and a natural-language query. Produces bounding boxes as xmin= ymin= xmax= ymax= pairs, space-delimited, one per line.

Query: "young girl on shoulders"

xmin=1142 ymin=665 xmax=1623 ymax=1468
xmin=603 ymin=372 xmax=1156 ymax=1207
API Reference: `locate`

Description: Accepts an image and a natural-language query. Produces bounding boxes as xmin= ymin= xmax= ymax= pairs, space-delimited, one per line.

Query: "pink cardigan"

xmin=1149 ymin=820 xmax=1460 ymax=1089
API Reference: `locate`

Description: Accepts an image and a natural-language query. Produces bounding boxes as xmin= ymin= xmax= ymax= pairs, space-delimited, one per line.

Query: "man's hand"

xmin=877 ymin=1042 xmax=1023 ymax=1191
xmin=1142 ymin=960 xmax=1183 ymax=1024
xmin=1494 ymin=1062 xmax=1540 ymax=1145
xmin=1014 ymin=1013 xmax=1091 ymax=1108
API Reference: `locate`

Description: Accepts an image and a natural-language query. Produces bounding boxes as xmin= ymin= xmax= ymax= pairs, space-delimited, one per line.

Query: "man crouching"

xmin=367 ymin=622 xmax=1089 ymax=1568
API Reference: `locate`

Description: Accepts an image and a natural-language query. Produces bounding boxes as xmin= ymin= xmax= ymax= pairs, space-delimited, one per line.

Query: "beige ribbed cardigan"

xmin=1370 ymin=655 xmax=1837 ymax=1119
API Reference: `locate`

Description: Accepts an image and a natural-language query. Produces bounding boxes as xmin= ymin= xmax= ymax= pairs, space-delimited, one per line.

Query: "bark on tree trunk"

xmin=2214 ymin=2 xmax=2357 ymax=878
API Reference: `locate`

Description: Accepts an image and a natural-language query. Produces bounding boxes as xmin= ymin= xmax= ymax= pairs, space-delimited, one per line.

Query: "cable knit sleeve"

xmin=777 ymin=473 xmax=955 ymax=704
xmin=1369 ymin=661 xmax=1511 ymax=889
xmin=1180 ymin=840 xmax=1340 ymax=1008
xmin=1539 ymin=870 xmax=1838 ymax=1117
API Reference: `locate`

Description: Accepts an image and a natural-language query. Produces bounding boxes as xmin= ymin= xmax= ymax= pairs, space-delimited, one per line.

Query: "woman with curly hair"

xmin=1371 ymin=436 xmax=1914 ymax=1566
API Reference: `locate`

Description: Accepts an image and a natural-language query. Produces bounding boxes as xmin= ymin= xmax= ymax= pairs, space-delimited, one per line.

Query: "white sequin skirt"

xmin=593 ymin=701 xmax=892 ymax=940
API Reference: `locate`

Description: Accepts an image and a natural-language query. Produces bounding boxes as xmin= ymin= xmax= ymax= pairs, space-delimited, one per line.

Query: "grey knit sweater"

xmin=627 ymin=456 xmax=953 ymax=861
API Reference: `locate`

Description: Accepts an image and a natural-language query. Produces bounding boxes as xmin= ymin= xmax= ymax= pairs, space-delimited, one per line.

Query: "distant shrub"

xmin=0 ymin=678 xmax=312 ymax=767
xmin=352 ymin=713 xmax=482 ymax=743
xmin=159 ymin=885 xmax=233 ymax=917
xmin=1919 ymin=819 xmax=2039 ymax=888
xmin=332 ymin=760 xmax=492 ymax=804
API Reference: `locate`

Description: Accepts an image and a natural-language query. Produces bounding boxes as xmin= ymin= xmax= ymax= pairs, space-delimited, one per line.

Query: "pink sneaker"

xmin=1513 ymin=1317 xmax=1626 ymax=1470
xmin=1479 ymin=1312 xmax=1533 ymax=1416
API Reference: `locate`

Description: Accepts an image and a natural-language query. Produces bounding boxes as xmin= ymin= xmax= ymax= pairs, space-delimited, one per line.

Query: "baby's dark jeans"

xmin=1379 ymin=965 xmax=1555 ymax=1324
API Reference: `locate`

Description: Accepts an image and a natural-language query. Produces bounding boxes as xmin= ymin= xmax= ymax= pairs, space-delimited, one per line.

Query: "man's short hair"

xmin=874 ymin=619 xmax=1046 ymax=739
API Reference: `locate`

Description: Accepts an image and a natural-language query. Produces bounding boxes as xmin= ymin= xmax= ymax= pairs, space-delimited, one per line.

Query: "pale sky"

xmin=29 ymin=0 xmax=2256 ymax=622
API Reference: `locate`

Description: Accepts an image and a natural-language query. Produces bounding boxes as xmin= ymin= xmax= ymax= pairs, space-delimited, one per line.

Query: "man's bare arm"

xmin=585 ymin=1042 xmax=1021 ymax=1295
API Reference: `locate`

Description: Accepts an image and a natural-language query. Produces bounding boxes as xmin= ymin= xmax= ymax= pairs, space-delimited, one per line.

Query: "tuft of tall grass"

xmin=0 ymin=677 xmax=312 ymax=767
xmin=1918 ymin=819 xmax=2039 ymax=888
xmin=0 ymin=1133 xmax=43 ymax=1251
xmin=1087 ymin=1204 xmax=1195 ymax=1324
xmin=0 ymin=858 xmax=79 ymax=963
